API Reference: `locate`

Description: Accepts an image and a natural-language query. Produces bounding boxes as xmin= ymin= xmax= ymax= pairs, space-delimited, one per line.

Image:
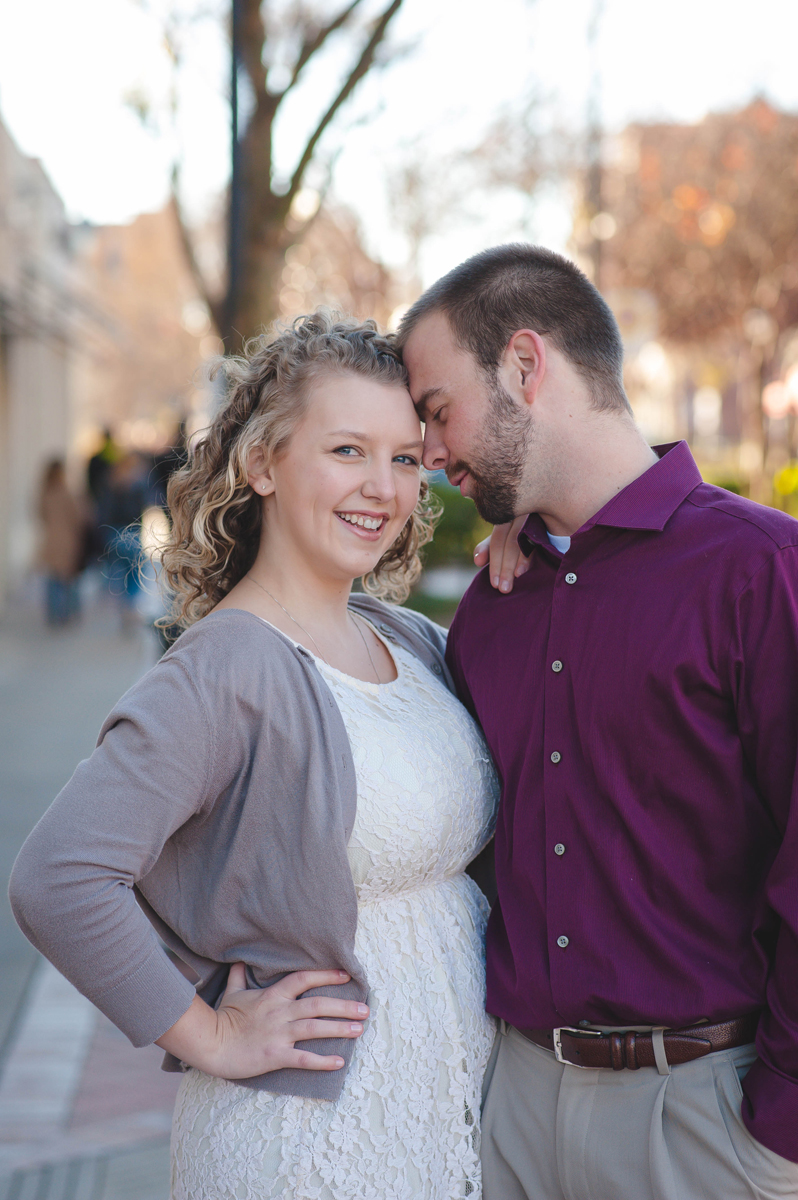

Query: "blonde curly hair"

xmin=160 ymin=310 xmax=440 ymax=629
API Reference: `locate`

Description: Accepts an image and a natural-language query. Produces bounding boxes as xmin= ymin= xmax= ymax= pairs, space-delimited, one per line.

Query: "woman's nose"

xmin=362 ymin=461 xmax=397 ymax=501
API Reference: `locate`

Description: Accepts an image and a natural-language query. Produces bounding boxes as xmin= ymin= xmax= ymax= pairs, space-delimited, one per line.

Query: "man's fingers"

xmin=272 ymin=969 xmax=351 ymax=1000
xmin=291 ymin=1018 xmax=365 ymax=1041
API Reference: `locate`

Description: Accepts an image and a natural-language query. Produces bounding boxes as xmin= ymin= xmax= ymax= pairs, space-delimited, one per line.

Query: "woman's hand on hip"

xmin=156 ymin=963 xmax=368 ymax=1078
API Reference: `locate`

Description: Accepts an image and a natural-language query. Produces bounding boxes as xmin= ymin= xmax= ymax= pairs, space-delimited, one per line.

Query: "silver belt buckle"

xmin=552 ymin=1026 xmax=603 ymax=1068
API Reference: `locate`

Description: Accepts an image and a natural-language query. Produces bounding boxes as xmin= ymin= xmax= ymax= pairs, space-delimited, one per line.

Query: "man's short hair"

xmin=397 ymin=243 xmax=630 ymax=414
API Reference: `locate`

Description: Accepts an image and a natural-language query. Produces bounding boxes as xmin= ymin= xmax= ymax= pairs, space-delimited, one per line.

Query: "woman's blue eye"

xmin=334 ymin=446 xmax=359 ymax=456
xmin=394 ymin=455 xmax=419 ymax=466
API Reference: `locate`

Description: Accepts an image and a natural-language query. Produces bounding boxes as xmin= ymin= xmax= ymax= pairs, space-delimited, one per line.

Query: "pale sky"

xmin=1 ymin=0 xmax=796 ymax=286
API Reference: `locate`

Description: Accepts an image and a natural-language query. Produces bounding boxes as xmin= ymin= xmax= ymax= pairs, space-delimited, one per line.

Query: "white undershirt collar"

xmin=546 ymin=531 xmax=571 ymax=555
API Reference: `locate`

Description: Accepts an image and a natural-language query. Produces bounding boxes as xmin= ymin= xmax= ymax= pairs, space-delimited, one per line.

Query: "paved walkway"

xmin=0 ymin=583 xmax=179 ymax=1199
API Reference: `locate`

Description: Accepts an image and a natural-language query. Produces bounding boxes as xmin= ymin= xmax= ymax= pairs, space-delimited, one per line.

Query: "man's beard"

xmin=448 ymin=378 xmax=533 ymax=525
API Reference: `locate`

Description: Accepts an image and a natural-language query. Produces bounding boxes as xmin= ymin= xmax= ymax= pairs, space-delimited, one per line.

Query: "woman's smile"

xmin=334 ymin=510 xmax=390 ymax=539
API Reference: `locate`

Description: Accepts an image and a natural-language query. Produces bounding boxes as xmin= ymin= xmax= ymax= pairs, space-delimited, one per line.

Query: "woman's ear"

xmin=246 ymin=446 xmax=275 ymax=497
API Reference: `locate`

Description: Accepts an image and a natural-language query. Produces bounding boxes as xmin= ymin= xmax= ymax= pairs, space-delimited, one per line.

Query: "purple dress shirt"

xmin=446 ymin=441 xmax=798 ymax=1161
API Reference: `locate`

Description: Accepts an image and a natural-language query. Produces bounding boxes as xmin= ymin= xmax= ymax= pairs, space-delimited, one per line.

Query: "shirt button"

xmin=554 ymin=843 xmax=566 ymax=856
xmin=551 ymin=660 xmax=563 ymax=673
xmin=550 ymin=751 xmax=562 ymax=764
xmin=565 ymin=572 xmax=577 ymax=585
xmin=430 ymin=662 xmax=442 ymax=675
xmin=557 ymin=935 xmax=570 ymax=949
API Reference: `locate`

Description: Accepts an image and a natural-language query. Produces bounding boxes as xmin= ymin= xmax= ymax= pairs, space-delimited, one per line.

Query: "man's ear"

xmin=503 ymin=329 xmax=546 ymax=409
xmin=246 ymin=445 xmax=275 ymax=497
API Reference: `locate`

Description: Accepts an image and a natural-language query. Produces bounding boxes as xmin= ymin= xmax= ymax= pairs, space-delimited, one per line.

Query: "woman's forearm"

xmin=156 ymin=994 xmax=223 ymax=1074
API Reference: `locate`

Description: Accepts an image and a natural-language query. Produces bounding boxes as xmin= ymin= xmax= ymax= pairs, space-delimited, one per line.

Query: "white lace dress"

xmin=170 ymin=626 xmax=499 ymax=1200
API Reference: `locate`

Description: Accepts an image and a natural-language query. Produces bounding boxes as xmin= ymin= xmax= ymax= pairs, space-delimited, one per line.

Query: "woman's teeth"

xmin=338 ymin=513 xmax=383 ymax=530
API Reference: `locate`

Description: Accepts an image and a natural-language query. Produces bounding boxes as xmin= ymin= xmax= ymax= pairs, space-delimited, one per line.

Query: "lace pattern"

xmin=171 ymin=631 xmax=499 ymax=1199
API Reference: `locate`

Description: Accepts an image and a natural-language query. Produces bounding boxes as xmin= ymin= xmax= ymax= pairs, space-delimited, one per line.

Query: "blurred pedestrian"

xmin=149 ymin=421 xmax=187 ymax=512
xmin=86 ymin=427 xmax=121 ymax=505
xmin=98 ymin=450 xmax=149 ymax=626
xmin=37 ymin=459 xmax=85 ymax=627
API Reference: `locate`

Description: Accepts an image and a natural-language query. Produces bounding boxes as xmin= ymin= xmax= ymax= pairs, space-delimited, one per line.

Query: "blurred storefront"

xmin=0 ymin=114 xmax=76 ymax=611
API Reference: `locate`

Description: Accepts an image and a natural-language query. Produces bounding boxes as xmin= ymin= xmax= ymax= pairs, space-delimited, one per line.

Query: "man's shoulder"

xmin=448 ymin=568 xmax=502 ymax=643
xmin=686 ymin=483 xmax=798 ymax=553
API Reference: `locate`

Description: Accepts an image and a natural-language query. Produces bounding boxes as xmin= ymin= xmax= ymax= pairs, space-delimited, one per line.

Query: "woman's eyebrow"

xmin=327 ymin=431 xmax=424 ymax=449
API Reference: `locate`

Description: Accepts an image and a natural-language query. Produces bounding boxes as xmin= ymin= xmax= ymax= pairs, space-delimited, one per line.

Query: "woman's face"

xmin=253 ymin=372 xmax=424 ymax=584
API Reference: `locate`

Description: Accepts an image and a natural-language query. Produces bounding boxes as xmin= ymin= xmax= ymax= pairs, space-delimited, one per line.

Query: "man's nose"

xmin=422 ymin=427 xmax=448 ymax=473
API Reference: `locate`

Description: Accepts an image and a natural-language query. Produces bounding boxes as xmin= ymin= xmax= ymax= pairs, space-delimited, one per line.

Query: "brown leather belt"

xmin=517 ymin=1014 xmax=759 ymax=1070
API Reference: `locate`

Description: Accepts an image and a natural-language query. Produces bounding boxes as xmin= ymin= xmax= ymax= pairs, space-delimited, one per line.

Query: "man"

xmin=398 ymin=244 xmax=798 ymax=1199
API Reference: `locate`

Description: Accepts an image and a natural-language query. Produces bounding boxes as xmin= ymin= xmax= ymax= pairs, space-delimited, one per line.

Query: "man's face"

xmin=402 ymin=310 xmax=533 ymax=524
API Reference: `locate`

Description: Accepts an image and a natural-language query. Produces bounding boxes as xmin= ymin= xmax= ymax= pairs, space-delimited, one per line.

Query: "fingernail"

xmin=335 ymin=1058 xmax=344 ymax=1067
xmin=500 ymin=580 xmax=510 ymax=592
xmin=350 ymin=1023 xmax=363 ymax=1033
xmin=338 ymin=971 xmax=349 ymax=978
xmin=492 ymin=576 xmax=499 ymax=588
xmin=357 ymin=1005 xmax=369 ymax=1015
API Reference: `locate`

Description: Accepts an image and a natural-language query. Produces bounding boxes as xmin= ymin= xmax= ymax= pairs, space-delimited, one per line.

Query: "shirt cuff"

xmin=741 ymin=1055 xmax=798 ymax=1162
xmin=93 ymin=947 xmax=197 ymax=1048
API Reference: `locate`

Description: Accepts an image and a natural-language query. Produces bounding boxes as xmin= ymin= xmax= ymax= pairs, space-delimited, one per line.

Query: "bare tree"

xmin=170 ymin=0 xmax=406 ymax=347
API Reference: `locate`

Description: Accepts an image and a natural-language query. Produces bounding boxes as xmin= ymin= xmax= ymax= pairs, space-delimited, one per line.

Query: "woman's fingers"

xmin=271 ymin=968 xmax=352 ymax=999
xmin=290 ymin=1018 xmax=365 ymax=1041
xmin=294 ymin=995 xmax=369 ymax=1021
xmin=207 ymin=967 xmax=367 ymax=1078
xmin=289 ymin=1049 xmax=347 ymax=1071
xmin=222 ymin=961 xmax=248 ymax=996
xmin=482 ymin=516 xmax=530 ymax=593
xmin=473 ymin=535 xmax=491 ymax=567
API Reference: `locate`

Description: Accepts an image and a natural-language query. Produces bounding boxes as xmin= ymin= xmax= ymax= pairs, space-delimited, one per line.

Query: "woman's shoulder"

xmin=349 ymin=595 xmax=448 ymax=659
xmin=160 ymin=608 xmax=309 ymax=694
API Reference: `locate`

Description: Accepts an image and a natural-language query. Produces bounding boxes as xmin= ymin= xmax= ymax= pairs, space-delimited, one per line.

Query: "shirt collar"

xmin=518 ymin=441 xmax=703 ymax=555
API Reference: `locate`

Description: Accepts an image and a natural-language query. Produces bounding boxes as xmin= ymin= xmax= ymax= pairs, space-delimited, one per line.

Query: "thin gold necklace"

xmin=244 ymin=574 xmax=382 ymax=683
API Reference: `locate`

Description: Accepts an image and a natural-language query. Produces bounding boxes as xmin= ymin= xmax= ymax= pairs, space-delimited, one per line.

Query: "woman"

xmin=10 ymin=312 xmax=499 ymax=1199
xmin=38 ymin=458 xmax=85 ymax=626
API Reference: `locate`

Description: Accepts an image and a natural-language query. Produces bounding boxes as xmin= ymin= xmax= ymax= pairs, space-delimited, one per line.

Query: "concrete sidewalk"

xmin=0 ymin=586 xmax=179 ymax=1199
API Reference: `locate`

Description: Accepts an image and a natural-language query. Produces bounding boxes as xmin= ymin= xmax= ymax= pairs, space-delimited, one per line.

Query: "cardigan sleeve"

xmin=8 ymin=652 xmax=215 ymax=1046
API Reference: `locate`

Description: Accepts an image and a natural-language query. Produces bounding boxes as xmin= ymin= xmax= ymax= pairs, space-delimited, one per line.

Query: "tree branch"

xmin=285 ymin=1 xmax=365 ymax=94
xmin=239 ymin=0 xmax=268 ymax=99
xmin=286 ymin=0 xmax=404 ymax=203
xmin=169 ymin=169 xmax=224 ymax=333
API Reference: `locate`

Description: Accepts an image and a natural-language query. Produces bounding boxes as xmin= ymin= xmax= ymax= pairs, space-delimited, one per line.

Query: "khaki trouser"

xmin=481 ymin=1023 xmax=798 ymax=1200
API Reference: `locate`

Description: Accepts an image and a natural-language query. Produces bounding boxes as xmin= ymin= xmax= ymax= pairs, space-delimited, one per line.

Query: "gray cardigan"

xmin=9 ymin=596 xmax=456 ymax=1102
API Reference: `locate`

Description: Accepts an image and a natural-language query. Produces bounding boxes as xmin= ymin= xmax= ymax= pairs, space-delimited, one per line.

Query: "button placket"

xmin=544 ymin=553 xmax=581 ymax=1008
